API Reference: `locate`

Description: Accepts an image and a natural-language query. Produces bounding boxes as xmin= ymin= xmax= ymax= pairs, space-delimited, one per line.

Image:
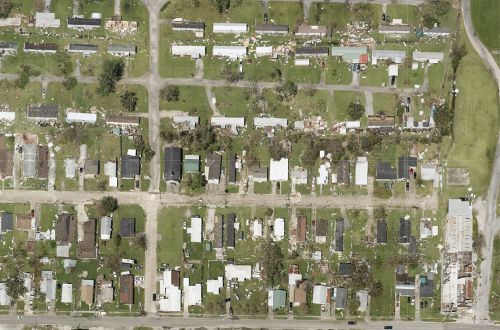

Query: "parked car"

xmin=347 ymin=320 xmax=356 ymax=325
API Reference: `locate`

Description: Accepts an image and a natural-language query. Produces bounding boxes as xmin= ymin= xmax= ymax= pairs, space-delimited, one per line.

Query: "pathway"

xmin=364 ymin=91 xmax=374 ymax=116
xmin=206 ymin=86 xmax=220 ymax=115
xmin=114 ymin=0 xmax=121 ymax=16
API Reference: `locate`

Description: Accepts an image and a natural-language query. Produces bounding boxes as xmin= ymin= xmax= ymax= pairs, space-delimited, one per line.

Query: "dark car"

xmin=152 ymin=293 xmax=157 ymax=301
xmin=264 ymin=13 xmax=269 ymax=23
xmin=384 ymin=326 xmax=393 ymax=330
xmin=347 ymin=320 xmax=357 ymax=325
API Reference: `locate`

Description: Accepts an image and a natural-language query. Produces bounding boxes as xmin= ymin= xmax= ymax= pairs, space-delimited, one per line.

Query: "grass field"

xmin=159 ymin=85 xmax=212 ymax=122
xmin=386 ymin=5 xmax=418 ymax=26
xmin=360 ymin=66 xmax=388 ymax=87
xmin=471 ymin=0 xmax=500 ymax=49
xmin=490 ymin=235 xmax=500 ymax=320
xmin=372 ymin=93 xmax=398 ymax=115
xmin=268 ymin=2 xmax=303 ymax=31
xmin=333 ymin=91 xmax=365 ymax=121
xmin=308 ymin=3 xmax=350 ymax=30
xmin=213 ymin=87 xmax=252 ymax=117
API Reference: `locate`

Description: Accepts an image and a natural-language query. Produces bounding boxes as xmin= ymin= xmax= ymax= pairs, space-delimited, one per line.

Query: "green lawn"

xmin=333 ymin=91 xmax=365 ymax=121
xmin=471 ymin=0 xmax=500 ymax=49
xmin=159 ymin=85 xmax=212 ymax=123
xmin=268 ymin=2 xmax=304 ymax=31
xmin=360 ymin=65 xmax=388 ymax=87
xmin=40 ymin=204 xmax=58 ymax=231
xmin=372 ymin=93 xmax=398 ymax=115
xmin=213 ymin=87 xmax=251 ymax=117
xmin=490 ymin=235 xmax=500 ymax=320
xmin=157 ymin=207 xmax=188 ymax=267
xmin=386 ymin=5 xmax=419 ymax=26
xmin=428 ymin=63 xmax=445 ymax=94
xmin=159 ymin=24 xmax=197 ymax=78
xmin=308 ymin=3 xmax=350 ymax=30
xmin=325 ymin=58 xmax=352 ymax=85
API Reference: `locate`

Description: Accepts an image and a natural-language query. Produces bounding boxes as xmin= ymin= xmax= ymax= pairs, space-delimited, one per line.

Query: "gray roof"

xmin=255 ymin=24 xmax=288 ymax=33
xmin=398 ymin=156 xmax=417 ymax=180
xmin=338 ymin=263 xmax=352 ymax=276
xmin=337 ymin=160 xmax=350 ymax=184
xmin=214 ymin=215 xmax=224 ymax=248
xmin=227 ymin=153 xmax=236 ymax=184
xmin=108 ymin=44 xmax=136 ymax=54
xmin=67 ymin=17 xmax=101 ymax=26
xmin=27 ymin=104 xmax=59 ymax=120
xmin=376 ymin=220 xmax=387 ymax=244
xmin=164 ymin=147 xmax=182 ymax=182
xmin=120 ymin=218 xmax=135 ymax=237
xmin=23 ymin=144 xmax=37 ymax=178
xmin=206 ymin=153 xmax=221 ymax=181
xmin=24 ymin=42 xmax=58 ymax=52
xmin=121 ymin=155 xmax=140 ymax=178
xmin=335 ymin=287 xmax=347 ymax=309
xmin=399 ymin=218 xmax=411 ymax=244
xmin=376 ymin=162 xmax=397 ymax=180
xmin=226 ymin=213 xmax=235 ymax=248
xmin=1 ymin=212 xmax=13 ymax=232
xmin=68 ymin=44 xmax=98 ymax=52
xmin=448 ymin=199 xmax=472 ymax=218
xmin=85 ymin=159 xmax=100 ymax=175
xmin=335 ymin=218 xmax=344 ymax=252
xmin=171 ymin=21 xmax=205 ymax=30
xmin=0 ymin=41 xmax=17 ymax=50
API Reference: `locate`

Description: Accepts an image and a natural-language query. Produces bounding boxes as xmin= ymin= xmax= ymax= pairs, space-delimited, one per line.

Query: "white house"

xmin=0 ymin=283 xmax=11 ymax=306
xmin=210 ymin=116 xmax=245 ymax=134
xmin=318 ymin=164 xmax=328 ymax=185
xmin=255 ymin=46 xmax=273 ymax=57
xmin=213 ymin=22 xmax=247 ymax=34
xmin=183 ymin=278 xmax=202 ymax=306
xmin=388 ymin=64 xmax=399 ymax=77
xmin=35 ymin=12 xmax=60 ymax=28
xmin=207 ymin=277 xmax=223 ymax=295
xmin=225 ymin=264 xmax=252 ymax=282
xmin=252 ymin=219 xmax=262 ymax=238
xmin=188 ymin=217 xmax=202 ymax=243
xmin=68 ymin=44 xmax=98 ymax=55
xmin=423 ymin=26 xmax=450 ymax=37
xmin=312 ymin=285 xmax=330 ymax=305
xmin=171 ymin=45 xmax=206 ymax=58
xmin=61 ymin=283 xmax=73 ymax=304
xmin=159 ymin=270 xmax=181 ymax=312
xmin=66 ymin=112 xmax=97 ymax=124
xmin=355 ymin=157 xmax=368 ymax=186
xmin=212 ymin=46 xmax=247 ymax=59
xmin=371 ymin=50 xmax=407 ymax=65
xmin=0 ymin=112 xmax=15 ymax=122
xmin=413 ymin=51 xmax=444 ymax=64
xmin=274 ymin=218 xmax=285 ymax=241
xmin=295 ymin=24 xmax=327 ymax=37
xmin=101 ymin=216 xmax=112 ymax=240
xmin=254 ymin=117 xmax=287 ymax=129
xmin=172 ymin=115 xmax=199 ymax=129
xmin=269 ymin=158 xmax=288 ymax=181
xmin=378 ymin=25 xmax=411 ymax=36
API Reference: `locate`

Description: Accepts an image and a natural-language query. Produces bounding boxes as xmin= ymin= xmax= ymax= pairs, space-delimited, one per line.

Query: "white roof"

xmin=254 ymin=117 xmax=287 ymax=128
xmin=206 ymin=277 xmax=223 ymax=295
xmin=355 ymin=157 xmax=368 ymax=186
xmin=188 ymin=217 xmax=202 ymax=243
xmin=0 ymin=112 xmax=15 ymax=121
xmin=35 ymin=12 xmax=60 ymax=28
xmin=288 ymin=273 xmax=303 ymax=285
xmin=372 ymin=49 xmax=406 ymax=63
xmin=448 ymin=199 xmax=472 ymax=218
xmin=56 ymin=244 xmax=70 ymax=257
xmin=421 ymin=164 xmax=437 ymax=181
xmin=159 ymin=270 xmax=182 ymax=311
xmin=225 ymin=264 xmax=252 ymax=282
xmin=172 ymin=115 xmax=199 ymax=128
xmin=274 ymin=218 xmax=285 ymax=240
xmin=213 ymin=46 xmax=247 ymax=59
xmin=40 ymin=271 xmax=56 ymax=302
xmin=65 ymin=158 xmax=76 ymax=178
xmin=346 ymin=121 xmax=361 ymax=129
xmin=213 ymin=22 xmax=247 ymax=33
xmin=104 ymin=161 xmax=117 ymax=177
xmin=171 ymin=45 xmax=206 ymax=57
xmin=210 ymin=116 xmax=245 ymax=127
xmin=0 ymin=283 xmax=11 ymax=306
xmin=183 ymin=278 xmax=202 ymax=306
xmin=413 ymin=51 xmax=444 ymax=61
xmin=252 ymin=220 xmax=262 ymax=237
xmin=356 ymin=290 xmax=369 ymax=312
xmin=295 ymin=58 xmax=310 ymax=66
xmin=312 ymin=285 xmax=329 ymax=304
xmin=63 ymin=259 xmax=76 ymax=269
xmin=109 ymin=176 xmax=118 ymax=187
xmin=318 ymin=164 xmax=328 ymax=185
xmin=66 ymin=112 xmax=97 ymax=123
xmin=61 ymin=283 xmax=73 ymax=303
xmin=269 ymin=158 xmax=288 ymax=181
xmin=388 ymin=64 xmax=399 ymax=77
xmin=100 ymin=216 xmax=112 ymax=240
xmin=255 ymin=46 xmax=273 ymax=56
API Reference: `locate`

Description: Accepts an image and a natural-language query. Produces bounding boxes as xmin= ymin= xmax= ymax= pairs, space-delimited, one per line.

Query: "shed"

xmin=376 ymin=220 xmax=387 ymax=244
xmin=269 ymin=158 xmax=288 ymax=181
xmin=295 ymin=58 xmax=310 ymax=66
xmin=164 ymin=147 xmax=182 ymax=183
xmin=121 ymin=155 xmax=140 ymax=178
xmin=355 ymin=157 xmax=368 ymax=186
xmin=213 ymin=22 xmax=247 ymax=34
xmin=120 ymin=218 xmax=135 ymax=237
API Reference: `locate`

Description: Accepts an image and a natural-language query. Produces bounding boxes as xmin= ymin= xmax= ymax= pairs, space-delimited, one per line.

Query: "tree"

xmin=15 ymin=70 xmax=29 ymax=89
xmin=0 ymin=0 xmax=12 ymax=19
xmin=5 ymin=248 xmax=27 ymax=301
xmin=160 ymin=129 xmax=178 ymax=143
xmin=261 ymin=240 xmax=285 ymax=287
xmin=221 ymin=63 xmax=240 ymax=83
xmin=370 ymin=281 xmax=383 ymax=298
xmin=133 ymin=233 xmax=148 ymax=250
xmin=55 ymin=50 xmax=74 ymax=76
xmin=275 ymin=81 xmax=298 ymax=100
xmin=347 ymin=102 xmax=365 ymax=120
xmin=179 ymin=123 xmax=218 ymax=152
xmin=160 ymin=85 xmax=180 ymax=102
xmin=270 ymin=67 xmax=282 ymax=82
xmin=421 ymin=0 xmax=451 ymax=28
xmin=183 ymin=173 xmax=207 ymax=193
xmin=100 ymin=196 xmax=118 ymax=214
xmin=214 ymin=0 xmax=230 ymax=13
xmin=450 ymin=42 xmax=467 ymax=73
xmin=120 ymin=90 xmax=138 ymax=112
xmin=192 ymin=0 xmax=200 ymax=7
xmin=97 ymin=58 xmax=125 ymax=96
xmin=374 ymin=185 xmax=392 ymax=199
xmin=433 ymin=103 xmax=453 ymax=136
xmin=374 ymin=206 xmax=387 ymax=220
xmin=63 ymin=76 xmax=77 ymax=90
xmin=347 ymin=291 xmax=360 ymax=316
xmin=265 ymin=207 xmax=273 ymax=217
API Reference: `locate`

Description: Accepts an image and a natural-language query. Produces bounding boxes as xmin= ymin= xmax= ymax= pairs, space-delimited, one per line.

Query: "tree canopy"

xmin=347 ymin=102 xmax=365 ymax=120
xmin=160 ymin=85 xmax=180 ymax=102
xmin=100 ymin=196 xmax=118 ymax=214
xmin=261 ymin=240 xmax=286 ymax=287
xmin=0 ymin=0 xmax=12 ymax=19
xmin=97 ymin=58 xmax=125 ymax=96
xmin=121 ymin=90 xmax=138 ymax=112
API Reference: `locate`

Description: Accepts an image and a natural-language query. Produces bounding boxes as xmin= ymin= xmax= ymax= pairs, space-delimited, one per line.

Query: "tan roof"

xmin=294 ymin=280 xmax=308 ymax=305
xmin=81 ymin=283 xmax=94 ymax=305
xmin=56 ymin=213 xmax=76 ymax=244
xmin=119 ymin=275 xmax=134 ymax=304
xmin=106 ymin=114 xmax=140 ymax=125
xmin=16 ymin=214 xmax=32 ymax=231
xmin=0 ymin=149 xmax=13 ymax=178
xmin=77 ymin=219 xmax=96 ymax=259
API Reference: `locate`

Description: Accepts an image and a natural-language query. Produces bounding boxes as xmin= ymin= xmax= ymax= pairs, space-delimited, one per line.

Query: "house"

xmin=255 ymin=46 xmax=273 ymax=57
xmin=121 ymin=155 xmax=140 ymax=178
xmin=56 ymin=213 xmax=76 ymax=244
xmin=16 ymin=214 xmax=32 ymax=231
xmin=331 ymin=46 xmax=368 ymax=64
xmin=40 ymin=271 xmax=57 ymax=302
xmin=226 ymin=213 xmax=235 ymax=248
xmin=388 ymin=63 xmax=399 ymax=77
xmin=398 ymin=156 xmax=417 ymax=180
xmin=27 ymin=104 xmax=59 ymax=120
xmin=421 ymin=164 xmax=437 ymax=181
xmin=78 ymin=219 xmax=96 ymax=259
xmin=312 ymin=285 xmax=330 ymax=304
xmin=37 ymin=146 xmax=49 ymax=179
xmin=108 ymin=44 xmax=136 ymax=56
xmin=0 ymin=17 xmax=21 ymax=27
xmin=183 ymin=155 xmax=200 ymax=174
xmin=335 ymin=219 xmax=344 ymax=252
xmin=0 ymin=148 xmax=13 ymax=178
xmin=212 ymin=46 xmax=247 ymax=59
xmin=355 ymin=157 xmax=368 ymax=186
xmin=0 ymin=112 xmax=15 ymax=122
xmin=253 ymin=117 xmax=287 ymax=129
xmin=227 ymin=153 xmax=237 ymax=184
xmin=413 ymin=51 xmax=444 ymax=64
xmin=67 ymin=16 xmax=101 ymax=29
xmin=207 ymin=277 xmax=223 ymax=295
xmin=295 ymin=216 xmax=307 ymax=242
xmin=34 ymin=12 xmax=60 ymax=28
xmin=248 ymin=166 xmax=267 ymax=182
xmin=337 ymin=160 xmax=350 ymax=185
xmin=66 ymin=112 xmax=97 ymax=123
xmin=274 ymin=218 xmax=285 ymax=241
xmin=339 ymin=263 xmax=353 ymax=276
xmin=315 ymin=219 xmax=328 ymax=243
xmin=159 ymin=270 xmax=181 ymax=312
xmin=171 ymin=45 xmax=206 ymax=58
xmin=295 ymin=24 xmax=327 ymax=37
xmin=367 ymin=115 xmax=395 ymax=133
xmin=269 ymin=158 xmax=288 ymax=181
xmin=213 ymin=22 xmax=247 ymax=34
xmin=119 ymin=274 xmax=134 ymax=304
xmin=396 ymin=272 xmax=416 ymax=296
xmin=104 ymin=17 xmax=138 ymax=34
xmin=24 ymin=42 xmax=58 ymax=54
xmin=255 ymin=24 xmax=288 ymax=35
xmin=61 ymin=283 xmax=73 ymax=303
xmin=290 ymin=167 xmax=308 ymax=185
xmin=183 ymin=278 xmax=202 ymax=307
xmin=445 ymin=199 xmax=473 ymax=252
xmin=371 ymin=50 xmax=407 ymax=65
xmin=0 ymin=283 xmax=11 ymax=306
xmin=378 ymin=24 xmax=412 ymax=36
xmin=120 ymin=218 xmax=135 ymax=237
xmin=210 ymin=116 xmax=245 ymax=134
xmin=399 ymin=218 xmax=411 ymax=244
xmin=106 ymin=114 xmax=140 ymax=126
xmin=214 ymin=215 xmax=224 ymax=249
xmin=171 ymin=20 xmax=205 ymax=33
xmin=335 ymin=287 xmax=347 ymax=309
xmin=376 ymin=162 xmax=397 ymax=181
xmin=22 ymin=144 xmax=37 ymax=178
xmin=84 ymin=159 xmax=100 ymax=177
xmin=0 ymin=212 xmax=13 ymax=233
xmin=172 ymin=115 xmax=199 ymax=130
xmin=188 ymin=217 xmax=202 ymax=243
xmin=97 ymin=281 xmax=114 ymax=303
xmin=268 ymin=289 xmax=287 ymax=310
xmin=376 ymin=220 xmax=387 ymax=244
xmin=293 ymin=280 xmax=308 ymax=306
xmin=100 ymin=216 xmax=112 ymax=240
xmin=205 ymin=153 xmax=222 ymax=184
xmin=81 ymin=279 xmax=94 ymax=305
xmin=0 ymin=41 xmax=17 ymax=54
xmin=419 ymin=273 xmax=435 ymax=298
xmin=225 ymin=264 xmax=252 ymax=282
xmin=295 ymin=46 xmax=329 ymax=57
xmin=252 ymin=219 xmax=262 ymax=238
xmin=164 ymin=147 xmax=182 ymax=183
xmin=357 ymin=290 xmax=369 ymax=312
xmin=57 ymin=245 xmax=70 ymax=258
xmin=423 ymin=26 xmax=450 ymax=37
xmin=65 ymin=158 xmax=76 ymax=178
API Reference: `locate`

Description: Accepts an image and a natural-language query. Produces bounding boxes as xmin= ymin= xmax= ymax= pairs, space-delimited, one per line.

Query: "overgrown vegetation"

xmin=97 ymin=58 xmax=125 ymax=96
xmin=160 ymin=85 xmax=180 ymax=102
xmin=261 ymin=240 xmax=286 ymax=287
xmin=421 ymin=0 xmax=451 ymax=28
xmin=0 ymin=0 xmax=12 ymax=19
xmin=121 ymin=90 xmax=138 ymax=112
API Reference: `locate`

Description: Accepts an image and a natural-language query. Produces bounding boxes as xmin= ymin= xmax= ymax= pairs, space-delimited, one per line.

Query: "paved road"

xmin=462 ymin=0 xmax=500 ymax=322
xmin=0 ymin=315 xmax=497 ymax=329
